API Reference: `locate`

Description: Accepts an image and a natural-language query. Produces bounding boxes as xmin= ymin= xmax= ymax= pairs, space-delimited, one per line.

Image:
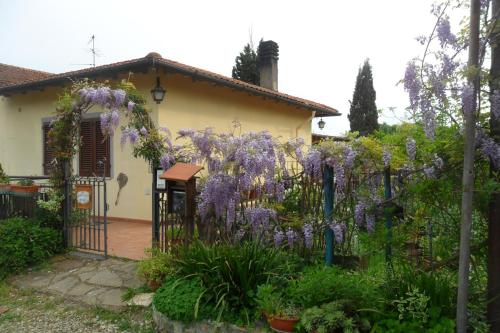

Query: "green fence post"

xmin=384 ymin=166 xmax=393 ymax=264
xmin=323 ymin=165 xmax=334 ymax=266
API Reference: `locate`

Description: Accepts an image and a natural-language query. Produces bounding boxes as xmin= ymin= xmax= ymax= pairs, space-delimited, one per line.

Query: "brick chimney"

xmin=258 ymin=40 xmax=279 ymax=91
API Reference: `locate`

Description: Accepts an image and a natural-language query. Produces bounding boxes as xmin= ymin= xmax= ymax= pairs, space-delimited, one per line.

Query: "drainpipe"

xmin=296 ymin=111 xmax=316 ymax=139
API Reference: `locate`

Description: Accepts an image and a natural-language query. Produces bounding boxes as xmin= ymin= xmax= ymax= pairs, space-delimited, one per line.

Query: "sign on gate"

xmin=76 ymin=184 xmax=92 ymax=209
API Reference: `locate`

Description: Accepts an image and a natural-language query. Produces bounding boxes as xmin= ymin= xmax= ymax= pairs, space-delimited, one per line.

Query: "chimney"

xmin=258 ymin=40 xmax=279 ymax=91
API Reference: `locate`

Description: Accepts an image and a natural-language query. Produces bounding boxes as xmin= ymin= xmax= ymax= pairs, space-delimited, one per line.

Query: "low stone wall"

xmin=152 ymin=305 xmax=268 ymax=333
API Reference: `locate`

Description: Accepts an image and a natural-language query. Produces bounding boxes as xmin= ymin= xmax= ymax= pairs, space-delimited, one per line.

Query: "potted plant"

xmin=10 ymin=178 xmax=39 ymax=196
xmin=0 ymin=163 xmax=10 ymax=194
xmin=257 ymin=284 xmax=301 ymax=333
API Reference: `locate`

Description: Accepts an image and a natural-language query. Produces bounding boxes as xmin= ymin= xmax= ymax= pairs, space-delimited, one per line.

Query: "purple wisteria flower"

xmin=112 ymin=89 xmax=126 ymax=107
xmin=95 ymin=87 xmax=111 ymax=106
xmin=424 ymin=166 xmax=436 ymax=178
xmin=140 ymin=126 xmax=148 ymax=136
xmin=226 ymin=200 xmax=236 ymax=228
xmin=404 ymin=62 xmax=421 ymax=111
xmin=160 ymin=154 xmax=174 ymax=171
xmin=480 ymin=136 xmax=500 ymax=168
xmin=462 ymin=85 xmax=475 ymax=116
xmin=302 ymin=223 xmax=313 ymax=249
xmin=382 ymin=149 xmax=392 ymax=167
xmin=421 ymin=98 xmax=436 ymax=139
xmin=110 ymin=109 xmax=120 ymax=127
xmin=286 ymin=228 xmax=296 ymax=248
xmin=437 ymin=17 xmax=457 ymax=47
xmin=128 ymin=128 xmax=139 ymax=145
xmin=274 ymin=229 xmax=284 ymax=247
xmin=330 ymin=223 xmax=346 ymax=244
xmin=334 ymin=161 xmax=345 ymax=193
xmin=344 ymin=146 xmax=357 ymax=169
xmin=354 ymin=202 xmax=365 ymax=227
xmin=245 ymin=206 xmax=276 ymax=233
xmin=441 ymin=54 xmax=458 ymax=77
xmin=303 ymin=149 xmax=322 ymax=180
xmin=366 ymin=214 xmax=375 ymax=234
xmin=198 ymin=173 xmax=235 ymax=220
xmin=406 ymin=138 xmax=417 ymax=161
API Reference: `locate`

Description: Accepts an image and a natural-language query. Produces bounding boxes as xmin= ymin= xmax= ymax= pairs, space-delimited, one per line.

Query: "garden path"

xmin=9 ymin=254 xmax=144 ymax=308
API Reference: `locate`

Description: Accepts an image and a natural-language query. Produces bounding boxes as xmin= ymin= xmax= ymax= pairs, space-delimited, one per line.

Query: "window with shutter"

xmin=79 ymin=119 xmax=111 ymax=177
xmin=42 ymin=123 xmax=54 ymax=175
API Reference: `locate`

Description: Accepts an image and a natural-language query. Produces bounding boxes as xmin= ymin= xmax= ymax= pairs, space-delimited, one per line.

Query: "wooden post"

xmin=384 ymin=167 xmax=393 ymax=264
xmin=323 ymin=165 xmax=334 ymax=265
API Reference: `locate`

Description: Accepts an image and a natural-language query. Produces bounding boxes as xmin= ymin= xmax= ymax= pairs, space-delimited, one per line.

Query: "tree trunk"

xmin=456 ymin=0 xmax=481 ymax=332
xmin=488 ymin=0 xmax=500 ymax=331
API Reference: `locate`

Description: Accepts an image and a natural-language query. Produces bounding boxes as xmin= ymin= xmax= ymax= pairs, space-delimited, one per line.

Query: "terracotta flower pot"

xmin=147 ymin=279 xmax=161 ymax=291
xmin=10 ymin=184 xmax=39 ymax=196
xmin=268 ymin=316 xmax=300 ymax=333
xmin=0 ymin=183 xmax=11 ymax=194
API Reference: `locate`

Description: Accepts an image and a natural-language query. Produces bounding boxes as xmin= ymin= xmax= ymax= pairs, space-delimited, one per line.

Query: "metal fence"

xmin=0 ymin=176 xmax=53 ymax=220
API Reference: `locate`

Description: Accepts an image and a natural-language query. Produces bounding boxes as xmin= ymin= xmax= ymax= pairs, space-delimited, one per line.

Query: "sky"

xmin=0 ymin=0 xmax=438 ymax=135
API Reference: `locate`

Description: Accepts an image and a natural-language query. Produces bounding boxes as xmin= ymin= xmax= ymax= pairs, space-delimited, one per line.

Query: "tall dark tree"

xmin=348 ymin=60 xmax=379 ymax=136
xmin=232 ymin=43 xmax=259 ymax=85
xmin=488 ymin=0 xmax=500 ymax=330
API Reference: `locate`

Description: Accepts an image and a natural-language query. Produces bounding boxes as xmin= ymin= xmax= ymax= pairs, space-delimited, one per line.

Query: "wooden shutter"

xmin=42 ymin=123 xmax=54 ymax=175
xmin=79 ymin=119 xmax=111 ymax=177
xmin=95 ymin=121 xmax=111 ymax=177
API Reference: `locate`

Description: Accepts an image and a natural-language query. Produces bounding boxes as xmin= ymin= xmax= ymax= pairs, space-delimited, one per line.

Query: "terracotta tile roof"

xmin=0 ymin=63 xmax=53 ymax=88
xmin=0 ymin=53 xmax=339 ymax=117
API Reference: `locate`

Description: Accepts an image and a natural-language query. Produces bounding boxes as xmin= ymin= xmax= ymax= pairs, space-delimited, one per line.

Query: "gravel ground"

xmin=0 ymin=282 xmax=154 ymax=333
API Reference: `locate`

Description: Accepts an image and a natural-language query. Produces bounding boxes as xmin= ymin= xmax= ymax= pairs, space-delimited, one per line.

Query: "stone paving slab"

xmin=10 ymin=254 xmax=145 ymax=309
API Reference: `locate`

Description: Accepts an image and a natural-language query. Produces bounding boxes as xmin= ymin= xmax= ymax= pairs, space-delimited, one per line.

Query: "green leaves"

xmin=0 ymin=218 xmax=62 ymax=279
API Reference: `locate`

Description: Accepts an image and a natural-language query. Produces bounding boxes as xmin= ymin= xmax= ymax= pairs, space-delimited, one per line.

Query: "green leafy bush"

xmin=0 ymin=163 xmax=9 ymax=183
xmin=137 ymin=249 xmax=175 ymax=284
xmin=0 ymin=217 xmax=62 ymax=279
xmin=287 ymin=265 xmax=383 ymax=311
xmin=385 ymin=266 xmax=456 ymax=318
xmin=153 ymin=277 xmax=215 ymax=322
xmin=255 ymin=283 xmax=301 ymax=319
xmin=173 ymin=241 xmax=293 ymax=320
xmin=299 ymin=301 xmax=358 ymax=333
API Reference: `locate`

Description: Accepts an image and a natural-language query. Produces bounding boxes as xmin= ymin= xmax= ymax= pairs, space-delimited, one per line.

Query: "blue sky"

xmin=0 ymin=0 xmax=439 ymax=135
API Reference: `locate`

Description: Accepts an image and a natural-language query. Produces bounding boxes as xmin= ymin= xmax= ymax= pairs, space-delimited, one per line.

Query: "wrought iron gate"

xmin=64 ymin=176 xmax=108 ymax=257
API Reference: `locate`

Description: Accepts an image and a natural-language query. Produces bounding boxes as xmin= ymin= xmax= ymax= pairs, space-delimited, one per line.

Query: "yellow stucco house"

xmin=0 ymin=43 xmax=339 ymax=223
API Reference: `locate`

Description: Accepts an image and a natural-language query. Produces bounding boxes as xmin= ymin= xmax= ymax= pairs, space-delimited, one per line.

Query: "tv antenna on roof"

xmin=70 ymin=35 xmax=101 ymax=68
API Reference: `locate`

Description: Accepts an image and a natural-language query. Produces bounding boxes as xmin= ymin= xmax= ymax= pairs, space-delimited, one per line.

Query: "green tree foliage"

xmin=348 ymin=60 xmax=379 ymax=136
xmin=232 ymin=42 xmax=260 ymax=85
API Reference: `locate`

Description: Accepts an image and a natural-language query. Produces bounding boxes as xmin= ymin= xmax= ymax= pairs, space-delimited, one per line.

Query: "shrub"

xmin=173 ymin=240 xmax=293 ymax=320
xmin=287 ymin=265 xmax=383 ymax=312
xmin=384 ymin=266 xmax=456 ymax=318
xmin=137 ymin=249 xmax=175 ymax=284
xmin=0 ymin=217 xmax=62 ymax=279
xmin=153 ymin=277 xmax=215 ymax=322
xmin=299 ymin=301 xmax=358 ymax=333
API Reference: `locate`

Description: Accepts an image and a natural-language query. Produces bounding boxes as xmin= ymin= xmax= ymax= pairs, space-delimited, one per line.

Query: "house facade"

xmin=0 ymin=45 xmax=338 ymax=222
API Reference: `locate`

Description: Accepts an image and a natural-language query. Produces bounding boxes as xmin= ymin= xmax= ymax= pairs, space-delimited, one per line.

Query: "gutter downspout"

xmin=296 ymin=111 xmax=316 ymax=139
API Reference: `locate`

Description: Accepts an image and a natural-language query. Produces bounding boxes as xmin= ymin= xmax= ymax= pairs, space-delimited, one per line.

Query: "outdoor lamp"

xmin=151 ymin=76 xmax=166 ymax=104
xmin=318 ymin=117 xmax=325 ymax=130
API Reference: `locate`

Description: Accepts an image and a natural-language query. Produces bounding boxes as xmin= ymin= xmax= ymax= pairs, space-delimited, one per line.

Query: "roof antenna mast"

xmin=89 ymin=35 xmax=96 ymax=67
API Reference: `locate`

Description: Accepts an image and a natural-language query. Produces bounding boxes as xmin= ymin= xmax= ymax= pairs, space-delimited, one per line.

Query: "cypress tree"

xmin=348 ymin=59 xmax=379 ymax=135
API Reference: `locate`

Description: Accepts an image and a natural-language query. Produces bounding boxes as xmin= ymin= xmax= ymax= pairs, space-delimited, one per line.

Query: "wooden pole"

xmin=323 ymin=165 xmax=334 ymax=265
xmin=457 ymin=0 xmax=481 ymax=331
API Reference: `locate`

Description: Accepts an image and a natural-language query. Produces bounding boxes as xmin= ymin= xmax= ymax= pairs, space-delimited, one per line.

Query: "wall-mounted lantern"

xmin=151 ymin=76 xmax=166 ymax=104
xmin=318 ymin=117 xmax=326 ymax=130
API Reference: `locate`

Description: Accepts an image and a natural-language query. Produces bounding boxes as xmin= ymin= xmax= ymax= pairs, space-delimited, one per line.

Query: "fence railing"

xmin=0 ymin=176 xmax=53 ymax=220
